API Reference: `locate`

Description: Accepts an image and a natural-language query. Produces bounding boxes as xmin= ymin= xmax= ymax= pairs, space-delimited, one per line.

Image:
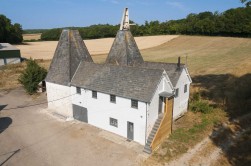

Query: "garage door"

xmin=72 ymin=104 xmax=88 ymax=123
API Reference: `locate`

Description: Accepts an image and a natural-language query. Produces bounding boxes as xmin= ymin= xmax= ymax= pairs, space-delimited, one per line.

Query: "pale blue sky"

xmin=0 ymin=0 xmax=245 ymax=29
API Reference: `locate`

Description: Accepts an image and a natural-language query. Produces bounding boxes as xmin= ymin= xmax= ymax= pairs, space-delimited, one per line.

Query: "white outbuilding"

xmin=0 ymin=43 xmax=21 ymax=66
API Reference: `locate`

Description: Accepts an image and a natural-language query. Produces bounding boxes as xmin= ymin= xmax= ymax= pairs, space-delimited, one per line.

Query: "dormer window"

xmin=131 ymin=99 xmax=138 ymax=109
xmin=110 ymin=95 xmax=116 ymax=103
xmin=76 ymin=87 xmax=81 ymax=94
xmin=92 ymin=91 xmax=97 ymax=98
xmin=184 ymin=84 xmax=187 ymax=93
xmin=175 ymin=88 xmax=179 ymax=98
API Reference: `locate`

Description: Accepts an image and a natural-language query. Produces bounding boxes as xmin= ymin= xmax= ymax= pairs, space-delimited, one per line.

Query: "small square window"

xmin=76 ymin=87 xmax=81 ymax=94
xmin=131 ymin=99 xmax=138 ymax=109
xmin=175 ymin=88 xmax=179 ymax=98
xmin=110 ymin=95 xmax=116 ymax=103
xmin=184 ymin=84 xmax=188 ymax=93
xmin=92 ymin=91 xmax=97 ymax=98
xmin=110 ymin=118 xmax=118 ymax=127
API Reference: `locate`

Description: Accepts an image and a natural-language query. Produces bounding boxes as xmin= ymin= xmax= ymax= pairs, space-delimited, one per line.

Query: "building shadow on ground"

xmin=0 ymin=117 xmax=12 ymax=134
xmin=192 ymin=73 xmax=251 ymax=119
xmin=192 ymin=73 xmax=251 ymax=165
xmin=0 ymin=105 xmax=7 ymax=112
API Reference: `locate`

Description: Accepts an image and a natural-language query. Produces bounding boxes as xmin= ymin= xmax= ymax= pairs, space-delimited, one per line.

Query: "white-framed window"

xmin=110 ymin=118 xmax=118 ymax=127
xmin=184 ymin=84 xmax=188 ymax=93
xmin=175 ymin=88 xmax=179 ymax=98
xmin=76 ymin=87 xmax=81 ymax=94
xmin=131 ymin=99 xmax=138 ymax=109
xmin=110 ymin=95 xmax=116 ymax=103
xmin=92 ymin=91 xmax=97 ymax=98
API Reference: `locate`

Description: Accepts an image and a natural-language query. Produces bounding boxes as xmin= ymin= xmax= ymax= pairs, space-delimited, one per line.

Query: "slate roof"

xmin=105 ymin=30 xmax=144 ymax=66
xmin=71 ymin=62 xmax=164 ymax=102
xmin=45 ymin=29 xmax=189 ymax=103
xmin=45 ymin=29 xmax=93 ymax=86
xmin=139 ymin=62 xmax=185 ymax=87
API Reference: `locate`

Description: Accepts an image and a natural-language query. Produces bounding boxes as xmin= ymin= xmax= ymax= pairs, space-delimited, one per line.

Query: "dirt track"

xmin=166 ymin=138 xmax=222 ymax=166
xmin=16 ymin=35 xmax=178 ymax=59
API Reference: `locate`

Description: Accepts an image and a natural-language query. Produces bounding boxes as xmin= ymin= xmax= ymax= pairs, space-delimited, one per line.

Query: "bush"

xmin=190 ymin=92 xmax=213 ymax=113
xmin=190 ymin=100 xmax=213 ymax=113
xmin=18 ymin=59 xmax=47 ymax=94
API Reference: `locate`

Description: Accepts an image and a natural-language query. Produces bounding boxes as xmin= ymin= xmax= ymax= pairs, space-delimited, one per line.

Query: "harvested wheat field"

xmin=141 ymin=35 xmax=251 ymax=76
xmin=22 ymin=33 xmax=41 ymax=40
xmin=6 ymin=35 xmax=250 ymax=90
xmin=15 ymin=35 xmax=178 ymax=60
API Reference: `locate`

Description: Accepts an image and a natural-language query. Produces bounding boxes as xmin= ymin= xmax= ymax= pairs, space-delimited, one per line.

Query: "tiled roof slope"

xmin=139 ymin=62 xmax=185 ymax=87
xmin=45 ymin=29 xmax=93 ymax=86
xmin=71 ymin=62 xmax=163 ymax=102
xmin=105 ymin=30 xmax=144 ymax=66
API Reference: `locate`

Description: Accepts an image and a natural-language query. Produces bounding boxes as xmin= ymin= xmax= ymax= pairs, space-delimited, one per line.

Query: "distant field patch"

xmin=16 ymin=35 xmax=178 ymax=60
xmin=22 ymin=33 xmax=41 ymax=40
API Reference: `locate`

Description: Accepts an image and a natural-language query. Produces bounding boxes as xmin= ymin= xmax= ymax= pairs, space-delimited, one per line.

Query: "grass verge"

xmin=0 ymin=60 xmax=50 ymax=90
xmin=146 ymin=108 xmax=227 ymax=165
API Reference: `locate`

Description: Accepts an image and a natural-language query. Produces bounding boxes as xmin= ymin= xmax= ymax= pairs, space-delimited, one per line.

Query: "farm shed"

xmin=0 ymin=43 xmax=21 ymax=66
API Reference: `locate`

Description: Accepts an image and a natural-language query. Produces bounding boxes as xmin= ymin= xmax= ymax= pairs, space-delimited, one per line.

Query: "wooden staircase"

xmin=143 ymin=97 xmax=174 ymax=154
xmin=143 ymin=113 xmax=163 ymax=154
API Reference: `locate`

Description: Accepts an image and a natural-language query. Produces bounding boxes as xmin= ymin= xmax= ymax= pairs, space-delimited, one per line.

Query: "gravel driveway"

xmin=0 ymin=88 xmax=147 ymax=166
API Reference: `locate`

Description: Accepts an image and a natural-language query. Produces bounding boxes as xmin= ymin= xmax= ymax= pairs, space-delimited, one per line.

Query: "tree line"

xmin=0 ymin=15 xmax=23 ymax=44
xmin=41 ymin=7 xmax=251 ymax=41
xmin=1 ymin=4 xmax=250 ymax=44
xmin=41 ymin=24 xmax=119 ymax=40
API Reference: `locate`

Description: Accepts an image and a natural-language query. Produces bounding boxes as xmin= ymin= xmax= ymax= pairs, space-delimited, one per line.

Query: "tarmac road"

xmin=0 ymin=88 xmax=146 ymax=166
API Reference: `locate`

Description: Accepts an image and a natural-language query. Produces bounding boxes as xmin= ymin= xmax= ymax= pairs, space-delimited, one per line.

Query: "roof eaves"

xmin=162 ymin=70 xmax=174 ymax=91
xmin=70 ymin=83 xmax=150 ymax=103
xmin=148 ymin=71 xmax=165 ymax=103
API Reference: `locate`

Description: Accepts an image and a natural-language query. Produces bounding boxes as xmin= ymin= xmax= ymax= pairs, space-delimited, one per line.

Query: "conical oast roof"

xmin=46 ymin=29 xmax=93 ymax=86
xmin=105 ymin=30 xmax=144 ymax=66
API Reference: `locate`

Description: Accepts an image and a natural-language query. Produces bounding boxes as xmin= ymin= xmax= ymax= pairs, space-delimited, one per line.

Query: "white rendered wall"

xmin=0 ymin=59 xmax=4 ymax=66
xmin=46 ymin=82 xmax=73 ymax=117
xmin=71 ymin=87 xmax=147 ymax=145
xmin=146 ymin=76 xmax=173 ymax=138
xmin=6 ymin=58 xmax=21 ymax=64
xmin=0 ymin=58 xmax=21 ymax=66
xmin=173 ymin=69 xmax=191 ymax=119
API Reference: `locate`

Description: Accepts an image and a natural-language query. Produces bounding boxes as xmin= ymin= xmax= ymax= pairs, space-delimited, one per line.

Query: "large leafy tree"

xmin=0 ymin=15 xmax=23 ymax=44
xmin=241 ymin=0 xmax=251 ymax=7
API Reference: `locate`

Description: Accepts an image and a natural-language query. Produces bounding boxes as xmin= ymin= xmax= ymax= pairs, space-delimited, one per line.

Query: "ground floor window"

xmin=110 ymin=118 xmax=118 ymax=127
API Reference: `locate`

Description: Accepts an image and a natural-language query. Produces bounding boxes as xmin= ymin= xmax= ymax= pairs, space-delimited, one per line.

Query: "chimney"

xmin=177 ymin=57 xmax=181 ymax=69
